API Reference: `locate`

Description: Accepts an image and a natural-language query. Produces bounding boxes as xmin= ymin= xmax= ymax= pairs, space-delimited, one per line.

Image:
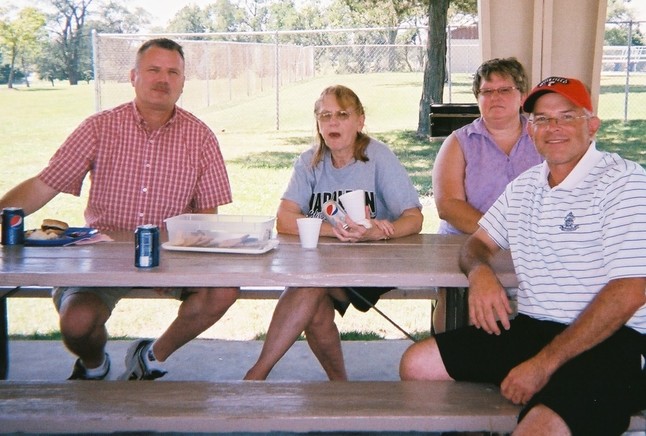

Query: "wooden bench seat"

xmin=0 ymin=380 xmax=644 ymax=434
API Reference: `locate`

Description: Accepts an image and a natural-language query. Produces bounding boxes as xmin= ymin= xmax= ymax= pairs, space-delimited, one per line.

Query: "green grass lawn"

xmin=2 ymin=73 xmax=645 ymax=341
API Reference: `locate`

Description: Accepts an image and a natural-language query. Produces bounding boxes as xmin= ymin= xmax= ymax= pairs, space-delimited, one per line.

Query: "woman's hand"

xmin=372 ymin=219 xmax=395 ymax=238
xmin=332 ymin=215 xmax=393 ymax=242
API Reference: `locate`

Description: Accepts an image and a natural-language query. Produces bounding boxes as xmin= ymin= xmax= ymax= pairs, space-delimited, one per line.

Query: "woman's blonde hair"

xmin=311 ymin=85 xmax=370 ymax=167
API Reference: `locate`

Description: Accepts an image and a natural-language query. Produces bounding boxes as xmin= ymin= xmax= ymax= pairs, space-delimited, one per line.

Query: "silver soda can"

xmin=2 ymin=207 xmax=25 ymax=245
xmin=135 ymin=224 xmax=160 ymax=268
xmin=322 ymin=200 xmax=349 ymax=230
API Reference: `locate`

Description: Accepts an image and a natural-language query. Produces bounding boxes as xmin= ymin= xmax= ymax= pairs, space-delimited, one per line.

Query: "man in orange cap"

xmin=400 ymin=77 xmax=646 ymax=435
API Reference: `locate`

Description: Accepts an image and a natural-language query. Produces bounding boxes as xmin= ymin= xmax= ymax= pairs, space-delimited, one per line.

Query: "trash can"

xmin=429 ymin=103 xmax=480 ymax=137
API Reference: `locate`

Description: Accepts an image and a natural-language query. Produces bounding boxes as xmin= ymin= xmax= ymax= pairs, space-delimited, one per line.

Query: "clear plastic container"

xmin=165 ymin=214 xmax=275 ymax=248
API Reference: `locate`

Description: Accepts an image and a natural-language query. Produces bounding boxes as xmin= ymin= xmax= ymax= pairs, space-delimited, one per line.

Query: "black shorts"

xmin=332 ymin=287 xmax=393 ymax=316
xmin=435 ymin=314 xmax=646 ymax=436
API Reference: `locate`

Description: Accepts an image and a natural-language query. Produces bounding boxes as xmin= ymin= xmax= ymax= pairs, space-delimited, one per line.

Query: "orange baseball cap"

xmin=522 ymin=76 xmax=593 ymax=112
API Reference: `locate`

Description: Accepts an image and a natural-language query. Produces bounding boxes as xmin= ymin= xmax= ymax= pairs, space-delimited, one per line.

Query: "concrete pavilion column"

xmin=478 ymin=0 xmax=608 ymax=112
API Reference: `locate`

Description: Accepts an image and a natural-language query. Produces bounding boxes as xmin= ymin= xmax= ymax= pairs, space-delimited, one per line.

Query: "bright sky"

xmin=10 ymin=0 xmax=646 ymax=29
xmin=633 ymin=1 xmax=646 ymax=21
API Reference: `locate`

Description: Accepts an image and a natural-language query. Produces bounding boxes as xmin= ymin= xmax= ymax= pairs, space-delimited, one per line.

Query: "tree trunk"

xmin=416 ymin=0 xmax=449 ymax=137
xmin=388 ymin=27 xmax=397 ymax=71
xmin=68 ymin=68 xmax=79 ymax=85
xmin=7 ymin=47 xmax=17 ymax=89
xmin=20 ymin=56 xmax=30 ymax=88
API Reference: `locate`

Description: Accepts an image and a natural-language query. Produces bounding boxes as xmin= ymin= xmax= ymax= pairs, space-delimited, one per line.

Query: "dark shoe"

xmin=119 ymin=339 xmax=167 ymax=380
xmin=68 ymin=353 xmax=111 ymax=380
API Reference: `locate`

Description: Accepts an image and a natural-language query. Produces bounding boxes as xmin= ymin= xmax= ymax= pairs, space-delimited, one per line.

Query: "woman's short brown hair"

xmin=471 ymin=57 xmax=529 ymax=97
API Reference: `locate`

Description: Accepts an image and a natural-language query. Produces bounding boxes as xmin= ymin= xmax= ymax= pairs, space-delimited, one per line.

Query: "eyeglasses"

xmin=477 ymin=86 xmax=518 ymax=98
xmin=529 ymin=114 xmax=589 ymax=127
xmin=316 ymin=110 xmax=352 ymax=123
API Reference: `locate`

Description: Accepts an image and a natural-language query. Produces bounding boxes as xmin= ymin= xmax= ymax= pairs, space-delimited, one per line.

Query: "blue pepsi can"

xmin=135 ymin=225 xmax=159 ymax=268
xmin=2 ymin=207 xmax=25 ymax=245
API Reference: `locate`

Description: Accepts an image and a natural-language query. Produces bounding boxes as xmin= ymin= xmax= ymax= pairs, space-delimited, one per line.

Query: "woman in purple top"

xmin=432 ymin=57 xmax=542 ymax=331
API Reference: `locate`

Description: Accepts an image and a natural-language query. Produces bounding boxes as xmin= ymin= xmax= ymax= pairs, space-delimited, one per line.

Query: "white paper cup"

xmin=296 ymin=217 xmax=322 ymax=249
xmin=338 ymin=190 xmax=372 ymax=228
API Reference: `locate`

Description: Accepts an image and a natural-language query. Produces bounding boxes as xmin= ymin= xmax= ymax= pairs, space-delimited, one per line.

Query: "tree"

xmin=606 ymin=0 xmax=632 ymax=21
xmin=339 ymin=0 xmax=426 ymax=72
xmin=167 ymin=5 xmax=211 ymax=33
xmin=48 ymin=0 xmax=93 ymax=85
xmin=206 ymin=0 xmax=247 ymax=33
xmin=167 ymin=1 xmax=252 ymax=34
xmin=264 ymin=0 xmax=333 ymax=46
xmin=0 ymin=7 xmax=46 ymax=88
xmin=606 ymin=26 xmax=645 ymax=46
xmin=0 ymin=63 xmax=25 ymax=85
xmin=448 ymin=0 xmax=478 ymax=22
xmin=266 ymin=0 xmax=301 ymax=31
xmin=334 ymin=0 xmax=476 ymax=136
xmin=416 ymin=0 xmax=449 ymax=136
xmin=90 ymin=1 xmax=150 ymax=34
xmin=605 ymin=0 xmax=644 ymax=46
xmin=416 ymin=0 xmax=476 ymax=136
xmin=36 ymin=39 xmax=66 ymax=85
xmin=239 ymin=0 xmax=271 ymax=32
xmin=341 ymin=0 xmax=425 ymax=30
xmin=157 ymin=0 xmax=474 ymax=135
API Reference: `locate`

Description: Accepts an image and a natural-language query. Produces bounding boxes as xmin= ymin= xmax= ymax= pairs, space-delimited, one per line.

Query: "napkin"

xmin=66 ymin=233 xmax=114 ymax=246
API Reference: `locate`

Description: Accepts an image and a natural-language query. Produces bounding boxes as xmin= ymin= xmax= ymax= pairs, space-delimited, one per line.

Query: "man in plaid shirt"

xmin=0 ymin=38 xmax=238 ymax=381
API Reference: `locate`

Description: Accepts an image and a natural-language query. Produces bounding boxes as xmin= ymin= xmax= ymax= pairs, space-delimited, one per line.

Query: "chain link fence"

xmin=601 ymin=20 xmax=646 ymax=122
xmin=93 ymin=23 xmax=646 ymax=126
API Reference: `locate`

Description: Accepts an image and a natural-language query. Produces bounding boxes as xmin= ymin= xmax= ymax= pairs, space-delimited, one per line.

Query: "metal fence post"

xmin=624 ymin=20 xmax=634 ymax=122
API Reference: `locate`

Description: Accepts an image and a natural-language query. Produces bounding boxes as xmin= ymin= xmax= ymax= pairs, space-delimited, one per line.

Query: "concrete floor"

xmin=6 ymin=338 xmax=411 ymax=382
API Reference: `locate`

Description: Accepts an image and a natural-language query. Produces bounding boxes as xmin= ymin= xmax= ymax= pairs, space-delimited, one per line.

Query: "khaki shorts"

xmin=52 ymin=287 xmax=185 ymax=313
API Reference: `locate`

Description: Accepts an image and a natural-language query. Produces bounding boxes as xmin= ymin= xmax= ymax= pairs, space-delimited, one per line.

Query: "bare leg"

xmin=58 ymin=293 xmax=111 ymax=369
xmin=513 ymin=404 xmax=571 ymax=436
xmin=399 ymin=337 xmax=452 ymax=381
xmin=151 ymin=287 xmax=239 ymax=361
xmin=244 ymin=287 xmax=333 ymax=380
xmin=433 ymin=288 xmax=447 ymax=334
xmin=304 ymin=293 xmax=347 ymax=380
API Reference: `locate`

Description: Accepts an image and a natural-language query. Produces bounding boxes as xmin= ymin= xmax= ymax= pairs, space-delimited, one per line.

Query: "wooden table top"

xmin=0 ymin=233 xmax=517 ymax=289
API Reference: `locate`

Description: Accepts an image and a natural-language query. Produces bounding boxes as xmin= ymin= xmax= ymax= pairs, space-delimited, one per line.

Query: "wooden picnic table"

xmin=0 ymin=232 xmax=516 ymax=288
xmin=0 ymin=232 xmax=517 ymax=380
xmin=2 ymin=234 xmax=644 ymax=435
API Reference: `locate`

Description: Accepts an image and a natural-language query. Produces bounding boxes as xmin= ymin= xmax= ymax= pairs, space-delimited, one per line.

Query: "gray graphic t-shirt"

xmin=283 ymin=138 xmax=421 ymax=221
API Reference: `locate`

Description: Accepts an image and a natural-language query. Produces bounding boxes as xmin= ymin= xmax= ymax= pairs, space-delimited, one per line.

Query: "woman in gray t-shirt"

xmin=244 ymin=85 xmax=423 ymax=381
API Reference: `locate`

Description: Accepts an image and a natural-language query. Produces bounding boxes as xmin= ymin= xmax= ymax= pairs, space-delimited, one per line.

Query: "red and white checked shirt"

xmin=39 ymin=102 xmax=232 ymax=231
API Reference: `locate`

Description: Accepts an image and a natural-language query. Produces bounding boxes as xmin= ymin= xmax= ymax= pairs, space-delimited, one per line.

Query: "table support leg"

xmin=445 ymin=287 xmax=469 ymax=331
xmin=0 ymin=287 xmax=21 ymax=380
xmin=1 ymin=296 xmax=8 ymax=380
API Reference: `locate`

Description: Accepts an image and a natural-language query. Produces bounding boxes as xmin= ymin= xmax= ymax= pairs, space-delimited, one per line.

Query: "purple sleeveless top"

xmin=437 ymin=116 xmax=543 ymax=235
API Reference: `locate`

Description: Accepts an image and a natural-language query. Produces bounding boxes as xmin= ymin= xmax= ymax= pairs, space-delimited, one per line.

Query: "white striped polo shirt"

xmin=480 ymin=142 xmax=646 ymax=333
